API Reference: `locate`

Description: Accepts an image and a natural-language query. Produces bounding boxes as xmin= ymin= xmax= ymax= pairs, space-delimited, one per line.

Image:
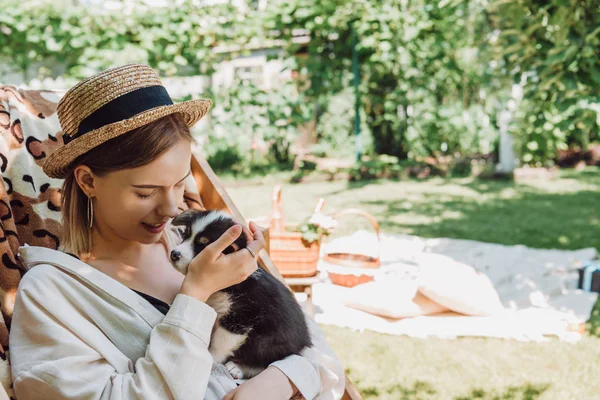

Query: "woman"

xmin=8 ymin=64 xmax=344 ymax=399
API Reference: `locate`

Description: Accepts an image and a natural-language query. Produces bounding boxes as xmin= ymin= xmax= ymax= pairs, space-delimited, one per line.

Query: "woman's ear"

xmin=73 ymin=165 xmax=97 ymax=197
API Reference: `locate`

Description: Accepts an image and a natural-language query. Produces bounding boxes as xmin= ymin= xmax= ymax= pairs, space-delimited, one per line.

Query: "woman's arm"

xmin=227 ymin=310 xmax=346 ymax=400
xmin=268 ymin=313 xmax=346 ymax=400
xmin=9 ymin=268 xmax=218 ymax=400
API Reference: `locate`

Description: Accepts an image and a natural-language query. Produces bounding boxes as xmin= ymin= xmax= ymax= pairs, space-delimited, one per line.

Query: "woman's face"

xmin=90 ymin=138 xmax=192 ymax=244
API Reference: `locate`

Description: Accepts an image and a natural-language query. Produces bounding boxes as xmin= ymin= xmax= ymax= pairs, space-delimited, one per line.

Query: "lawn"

xmin=225 ymin=168 xmax=600 ymax=252
xmin=225 ymin=167 xmax=600 ymax=400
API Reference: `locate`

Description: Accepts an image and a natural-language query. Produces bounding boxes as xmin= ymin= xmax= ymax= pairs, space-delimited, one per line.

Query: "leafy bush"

xmin=347 ymin=155 xmax=404 ymax=181
xmin=0 ymin=0 xmax=258 ymax=79
xmin=489 ymin=0 xmax=600 ymax=166
xmin=202 ymin=79 xmax=312 ymax=172
xmin=203 ymin=136 xmax=244 ymax=173
xmin=315 ymin=88 xmax=373 ymax=159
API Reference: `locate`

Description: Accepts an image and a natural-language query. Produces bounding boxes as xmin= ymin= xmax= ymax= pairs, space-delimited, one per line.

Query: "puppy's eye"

xmin=197 ymin=236 xmax=210 ymax=245
xmin=173 ymin=226 xmax=190 ymax=241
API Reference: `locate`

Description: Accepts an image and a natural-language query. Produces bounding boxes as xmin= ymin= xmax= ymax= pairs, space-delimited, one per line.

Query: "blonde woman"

xmin=9 ymin=64 xmax=344 ymax=400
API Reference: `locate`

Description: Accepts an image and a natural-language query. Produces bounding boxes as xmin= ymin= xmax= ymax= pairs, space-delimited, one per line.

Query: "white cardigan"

xmin=9 ymin=246 xmax=345 ymax=400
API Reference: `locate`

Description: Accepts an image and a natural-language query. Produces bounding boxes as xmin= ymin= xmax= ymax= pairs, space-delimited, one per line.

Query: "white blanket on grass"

xmin=298 ymin=231 xmax=598 ymax=342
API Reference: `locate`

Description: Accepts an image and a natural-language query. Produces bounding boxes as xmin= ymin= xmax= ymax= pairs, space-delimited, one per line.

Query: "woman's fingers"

xmin=249 ymin=221 xmax=265 ymax=246
xmin=204 ymin=225 xmax=243 ymax=260
xmin=241 ymin=225 xmax=253 ymax=245
xmin=209 ymin=221 xmax=265 ymax=282
xmin=249 ymin=221 xmax=261 ymax=236
xmin=245 ymin=239 xmax=263 ymax=259
xmin=222 ymin=243 xmax=261 ymax=267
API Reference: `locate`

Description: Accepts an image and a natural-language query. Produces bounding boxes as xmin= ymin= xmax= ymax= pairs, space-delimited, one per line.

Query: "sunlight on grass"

xmin=498 ymin=187 xmax=519 ymax=199
xmin=226 ymin=167 xmax=600 ymax=252
xmin=520 ymin=176 xmax=600 ymax=194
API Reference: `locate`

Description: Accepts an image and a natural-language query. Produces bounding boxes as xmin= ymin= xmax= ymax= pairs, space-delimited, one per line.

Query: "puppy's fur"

xmin=170 ymin=209 xmax=312 ymax=379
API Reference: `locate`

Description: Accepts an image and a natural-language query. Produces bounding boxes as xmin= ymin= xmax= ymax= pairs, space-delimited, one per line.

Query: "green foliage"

xmin=0 ymin=0 xmax=261 ymax=79
xmin=203 ymin=79 xmax=312 ymax=171
xmin=488 ymin=0 xmax=600 ymax=166
xmin=203 ymin=136 xmax=244 ymax=173
xmin=347 ymin=155 xmax=404 ymax=181
xmin=266 ymin=0 xmax=599 ymax=166
xmin=3 ymin=0 xmax=598 ymax=168
xmin=294 ymin=212 xmax=337 ymax=245
xmin=315 ymin=88 xmax=373 ymax=159
xmin=266 ymin=0 xmax=503 ymax=161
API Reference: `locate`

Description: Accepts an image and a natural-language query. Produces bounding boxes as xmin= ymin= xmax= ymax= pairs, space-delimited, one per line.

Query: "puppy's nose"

xmin=170 ymin=250 xmax=181 ymax=262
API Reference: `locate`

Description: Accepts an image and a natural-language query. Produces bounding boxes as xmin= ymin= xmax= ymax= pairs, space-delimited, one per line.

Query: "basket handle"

xmin=329 ymin=209 xmax=381 ymax=260
xmin=314 ymin=198 xmax=325 ymax=213
xmin=270 ymin=185 xmax=325 ymax=233
xmin=270 ymin=185 xmax=285 ymax=233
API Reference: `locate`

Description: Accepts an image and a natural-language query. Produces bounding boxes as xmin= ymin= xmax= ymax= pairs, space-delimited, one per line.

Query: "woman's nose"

xmin=158 ymin=191 xmax=180 ymax=218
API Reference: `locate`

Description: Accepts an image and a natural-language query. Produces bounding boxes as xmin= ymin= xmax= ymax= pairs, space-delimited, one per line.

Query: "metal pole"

xmin=351 ymin=24 xmax=361 ymax=162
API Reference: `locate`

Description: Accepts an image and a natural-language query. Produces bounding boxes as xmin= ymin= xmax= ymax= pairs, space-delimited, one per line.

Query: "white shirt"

xmin=9 ymin=246 xmax=345 ymax=399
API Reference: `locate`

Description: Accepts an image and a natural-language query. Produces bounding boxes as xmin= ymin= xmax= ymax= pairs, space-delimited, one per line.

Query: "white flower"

xmin=309 ymin=212 xmax=326 ymax=226
xmin=320 ymin=215 xmax=337 ymax=231
xmin=308 ymin=213 xmax=337 ymax=232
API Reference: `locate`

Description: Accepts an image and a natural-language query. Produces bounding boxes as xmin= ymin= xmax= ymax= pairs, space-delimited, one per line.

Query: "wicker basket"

xmin=269 ymin=232 xmax=321 ymax=277
xmin=322 ymin=209 xmax=381 ymax=287
xmin=269 ymin=185 xmax=324 ymax=278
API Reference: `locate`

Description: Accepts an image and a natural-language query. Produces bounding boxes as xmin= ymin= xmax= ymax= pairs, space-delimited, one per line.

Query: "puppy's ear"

xmin=172 ymin=209 xmax=198 ymax=227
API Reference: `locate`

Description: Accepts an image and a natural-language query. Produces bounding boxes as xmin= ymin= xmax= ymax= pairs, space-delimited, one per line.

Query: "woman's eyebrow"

xmin=131 ymin=170 xmax=191 ymax=188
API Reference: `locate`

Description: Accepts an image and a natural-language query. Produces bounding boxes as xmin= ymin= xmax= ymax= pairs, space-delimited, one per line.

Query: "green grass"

xmin=227 ymin=167 xmax=600 ymax=252
xmin=226 ymin=167 xmax=600 ymax=400
xmin=321 ymin=325 xmax=600 ymax=400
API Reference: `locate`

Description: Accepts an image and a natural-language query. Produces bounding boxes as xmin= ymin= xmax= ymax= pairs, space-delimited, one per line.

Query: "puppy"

xmin=169 ymin=209 xmax=312 ymax=379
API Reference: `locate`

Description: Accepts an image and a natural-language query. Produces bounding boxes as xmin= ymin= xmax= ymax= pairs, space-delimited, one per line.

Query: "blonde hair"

xmin=59 ymin=113 xmax=193 ymax=257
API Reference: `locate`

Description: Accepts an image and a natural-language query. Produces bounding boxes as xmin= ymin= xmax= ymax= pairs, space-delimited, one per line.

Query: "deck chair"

xmin=0 ymin=85 xmax=361 ymax=400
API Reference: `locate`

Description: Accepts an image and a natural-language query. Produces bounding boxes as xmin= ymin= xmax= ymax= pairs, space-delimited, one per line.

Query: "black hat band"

xmin=64 ymin=85 xmax=173 ymax=145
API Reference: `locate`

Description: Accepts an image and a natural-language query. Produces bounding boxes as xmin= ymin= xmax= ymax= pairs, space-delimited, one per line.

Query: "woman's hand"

xmin=223 ymin=366 xmax=300 ymax=400
xmin=180 ymin=221 xmax=265 ymax=302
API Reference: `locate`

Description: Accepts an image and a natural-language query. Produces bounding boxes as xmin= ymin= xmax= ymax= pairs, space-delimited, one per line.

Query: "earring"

xmin=88 ymin=196 xmax=94 ymax=229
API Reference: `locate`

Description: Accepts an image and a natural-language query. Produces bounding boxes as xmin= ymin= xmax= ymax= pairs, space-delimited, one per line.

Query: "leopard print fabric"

xmin=0 ymin=85 xmax=206 ymax=398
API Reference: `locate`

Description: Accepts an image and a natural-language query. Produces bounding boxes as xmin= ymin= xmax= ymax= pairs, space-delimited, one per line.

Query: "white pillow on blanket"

xmin=345 ymin=280 xmax=448 ymax=319
xmin=415 ymin=253 xmax=504 ymax=316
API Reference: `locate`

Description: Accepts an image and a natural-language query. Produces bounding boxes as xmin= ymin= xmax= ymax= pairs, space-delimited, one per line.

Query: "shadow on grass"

xmin=354 ymin=378 xmax=549 ymax=400
xmin=454 ymin=383 xmax=550 ymax=400
xmin=560 ymin=167 xmax=600 ymax=182
xmin=327 ymin=175 xmax=445 ymax=196
xmin=332 ymin=166 xmax=600 ymax=197
xmin=355 ymin=379 xmax=437 ymax=400
xmin=325 ymin=178 xmax=392 ymax=196
xmin=362 ymin=188 xmax=600 ymax=252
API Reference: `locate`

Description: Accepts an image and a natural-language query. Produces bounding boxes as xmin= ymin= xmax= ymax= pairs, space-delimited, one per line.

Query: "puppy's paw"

xmin=225 ymin=361 xmax=244 ymax=380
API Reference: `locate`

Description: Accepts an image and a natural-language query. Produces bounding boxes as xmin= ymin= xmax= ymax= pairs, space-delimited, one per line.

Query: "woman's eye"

xmin=175 ymin=181 xmax=185 ymax=189
xmin=136 ymin=192 xmax=154 ymax=199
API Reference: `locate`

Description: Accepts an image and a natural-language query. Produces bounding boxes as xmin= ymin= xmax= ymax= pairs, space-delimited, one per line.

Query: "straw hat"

xmin=43 ymin=64 xmax=212 ymax=179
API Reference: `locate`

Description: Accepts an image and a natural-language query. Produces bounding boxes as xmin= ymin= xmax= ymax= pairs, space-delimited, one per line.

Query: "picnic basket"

xmin=322 ymin=209 xmax=381 ymax=287
xmin=269 ymin=185 xmax=324 ymax=278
